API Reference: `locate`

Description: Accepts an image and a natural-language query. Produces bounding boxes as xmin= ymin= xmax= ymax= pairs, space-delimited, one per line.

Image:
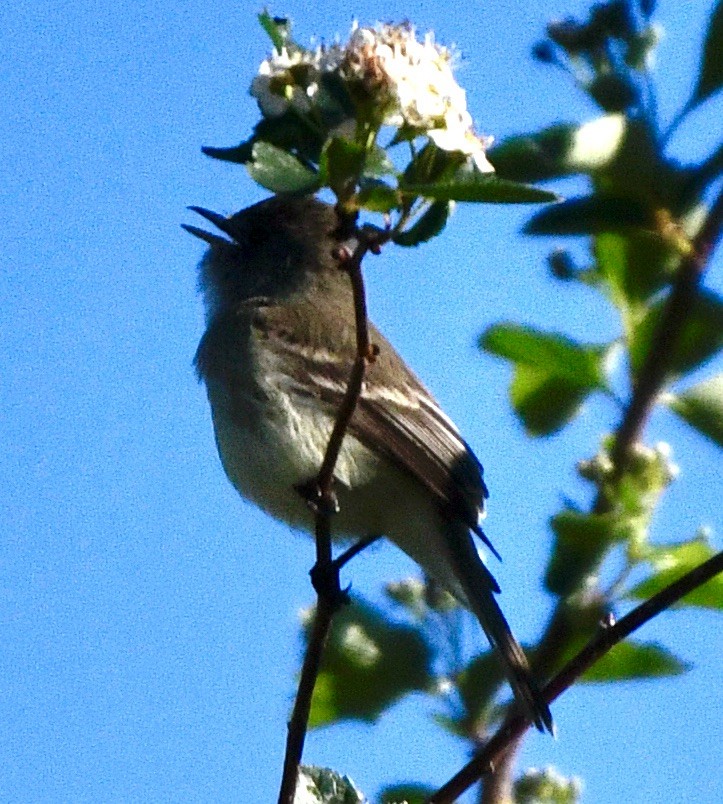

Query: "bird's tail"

xmin=446 ymin=527 xmax=554 ymax=734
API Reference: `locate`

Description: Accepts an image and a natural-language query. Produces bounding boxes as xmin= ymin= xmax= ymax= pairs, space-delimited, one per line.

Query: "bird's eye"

xmin=243 ymin=222 xmax=268 ymax=250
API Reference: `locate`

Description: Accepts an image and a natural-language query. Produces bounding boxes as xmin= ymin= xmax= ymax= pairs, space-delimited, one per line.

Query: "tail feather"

xmin=446 ymin=527 xmax=554 ymax=734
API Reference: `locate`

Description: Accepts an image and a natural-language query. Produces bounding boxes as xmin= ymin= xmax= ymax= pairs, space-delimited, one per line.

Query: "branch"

xmin=277 ymin=217 xmax=385 ymax=804
xmin=608 ymin=187 xmax=723 ymax=477
xmin=429 ymin=550 xmax=723 ymax=803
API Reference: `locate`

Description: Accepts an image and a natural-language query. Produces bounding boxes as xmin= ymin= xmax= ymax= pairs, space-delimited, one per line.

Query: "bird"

xmin=184 ymin=194 xmax=553 ymax=733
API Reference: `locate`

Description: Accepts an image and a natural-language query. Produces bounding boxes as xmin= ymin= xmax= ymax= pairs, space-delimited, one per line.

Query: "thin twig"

xmin=607 ymin=187 xmax=723 ymax=478
xmin=278 ymin=599 xmax=337 ymax=804
xmin=277 ymin=220 xmax=382 ymax=804
xmin=429 ymin=550 xmax=723 ymax=803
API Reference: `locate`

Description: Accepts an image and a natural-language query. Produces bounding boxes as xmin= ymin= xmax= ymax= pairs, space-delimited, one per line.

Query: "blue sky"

xmin=2 ymin=0 xmax=721 ymax=801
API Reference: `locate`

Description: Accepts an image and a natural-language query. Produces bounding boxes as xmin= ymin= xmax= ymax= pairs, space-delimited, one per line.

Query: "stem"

xmin=607 ymin=187 xmax=723 ymax=478
xmin=277 ymin=598 xmax=336 ymax=804
xmin=277 ymin=219 xmax=385 ymax=804
xmin=478 ymin=735 xmax=521 ymax=804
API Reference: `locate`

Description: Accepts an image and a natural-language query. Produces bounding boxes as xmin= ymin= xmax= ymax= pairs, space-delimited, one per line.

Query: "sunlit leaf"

xmin=482 ymin=325 xmax=607 ymax=385
xmin=481 ymin=325 xmax=610 ymax=435
xmin=307 ymin=597 xmax=433 ymax=728
xmin=629 ymin=289 xmax=723 ymax=380
xmin=246 ymin=141 xmax=319 ymax=193
xmin=402 ymin=174 xmax=558 ymax=203
xmin=581 ymin=641 xmax=690 ymax=682
xmin=510 ymin=368 xmax=592 ymax=436
xmin=668 ymin=374 xmax=723 ymax=446
xmin=297 ymin=765 xmax=366 ymax=804
xmin=545 ymin=510 xmax=626 ymax=596
xmin=629 ymin=539 xmax=723 ymax=609
xmin=594 ymin=231 xmax=677 ymax=321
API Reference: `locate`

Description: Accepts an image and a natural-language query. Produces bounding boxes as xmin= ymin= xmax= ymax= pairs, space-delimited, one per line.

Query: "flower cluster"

xmin=250 ymin=22 xmax=494 ymax=172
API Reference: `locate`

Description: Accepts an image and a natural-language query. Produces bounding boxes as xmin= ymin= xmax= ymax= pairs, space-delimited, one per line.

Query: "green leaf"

xmin=629 ymin=289 xmax=723 ymax=380
xmin=593 ymin=231 xmax=677 ymax=323
xmin=629 ymin=539 xmax=723 ymax=609
xmin=315 ymin=72 xmax=357 ymax=129
xmin=515 ymin=766 xmax=582 ymax=804
xmin=456 ymin=651 xmax=504 ymax=727
xmin=690 ymin=0 xmax=723 ymax=108
xmin=203 ymin=110 xmax=326 ymax=166
xmin=488 ymin=124 xmax=580 ymax=182
xmin=393 ymin=201 xmax=451 ymax=246
xmin=589 ymin=73 xmax=639 ymax=113
xmin=320 ymin=140 xmax=396 ymax=199
xmin=401 ymin=143 xmax=462 ymax=185
xmin=481 ymin=324 xmax=609 ymax=435
xmin=307 ymin=597 xmax=433 ymax=728
xmin=668 ymin=374 xmax=723 ymax=446
xmin=545 ymin=510 xmax=626 ymax=597
xmin=510 ymin=367 xmax=594 ymax=436
xmin=492 ymin=116 xmax=661 ymax=192
xmin=319 ymin=137 xmax=367 ymax=194
xmin=524 ymin=196 xmax=655 ymax=235
xmin=544 ymin=598 xmax=611 ymax=672
xmin=257 ymin=10 xmax=292 ymax=52
xmin=361 ymin=144 xmax=396 ymax=178
xmin=380 ymin=784 xmax=436 ymax=804
xmin=581 ymin=641 xmax=690 ymax=682
xmin=356 ymin=180 xmax=399 ymax=213
xmin=246 ymin=141 xmax=319 ymax=193
xmin=402 ymin=173 xmax=558 ymax=203
xmin=482 ymin=325 xmax=608 ymax=386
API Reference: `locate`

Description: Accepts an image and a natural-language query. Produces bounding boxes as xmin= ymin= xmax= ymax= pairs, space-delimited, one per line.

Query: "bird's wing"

xmin=249 ymin=302 xmax=490 ymax=541
xmin=221 ymin=301 xmax=552 ymax=733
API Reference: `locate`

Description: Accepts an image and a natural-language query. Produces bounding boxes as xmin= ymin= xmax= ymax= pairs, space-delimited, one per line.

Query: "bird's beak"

xmin=182 ymin=206 xmax=236 ymax=248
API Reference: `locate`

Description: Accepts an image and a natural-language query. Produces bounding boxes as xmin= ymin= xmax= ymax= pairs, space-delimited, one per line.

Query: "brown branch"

xmin=278 ymin=599 xmax=337 ymax=804
xmin=277 ymin=219 xmax=384 ymax=804
xmin=429 ymin=550 xmax=723 ymax=803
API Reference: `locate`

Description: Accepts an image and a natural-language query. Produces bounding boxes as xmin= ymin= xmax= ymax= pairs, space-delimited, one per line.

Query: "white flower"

xmin=250 ymin=22 xmax=494 ymax=170
xmin=429 ymin=115 xmax=495 ymax=172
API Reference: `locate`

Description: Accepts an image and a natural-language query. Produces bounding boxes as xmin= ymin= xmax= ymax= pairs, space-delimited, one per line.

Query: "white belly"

xmin=204 ymin=376 xmax=469 ymax=603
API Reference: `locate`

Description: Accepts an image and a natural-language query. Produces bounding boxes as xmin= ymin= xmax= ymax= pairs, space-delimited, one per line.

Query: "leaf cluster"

xmin=204 ymin=13 xmax=557 ymax=250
